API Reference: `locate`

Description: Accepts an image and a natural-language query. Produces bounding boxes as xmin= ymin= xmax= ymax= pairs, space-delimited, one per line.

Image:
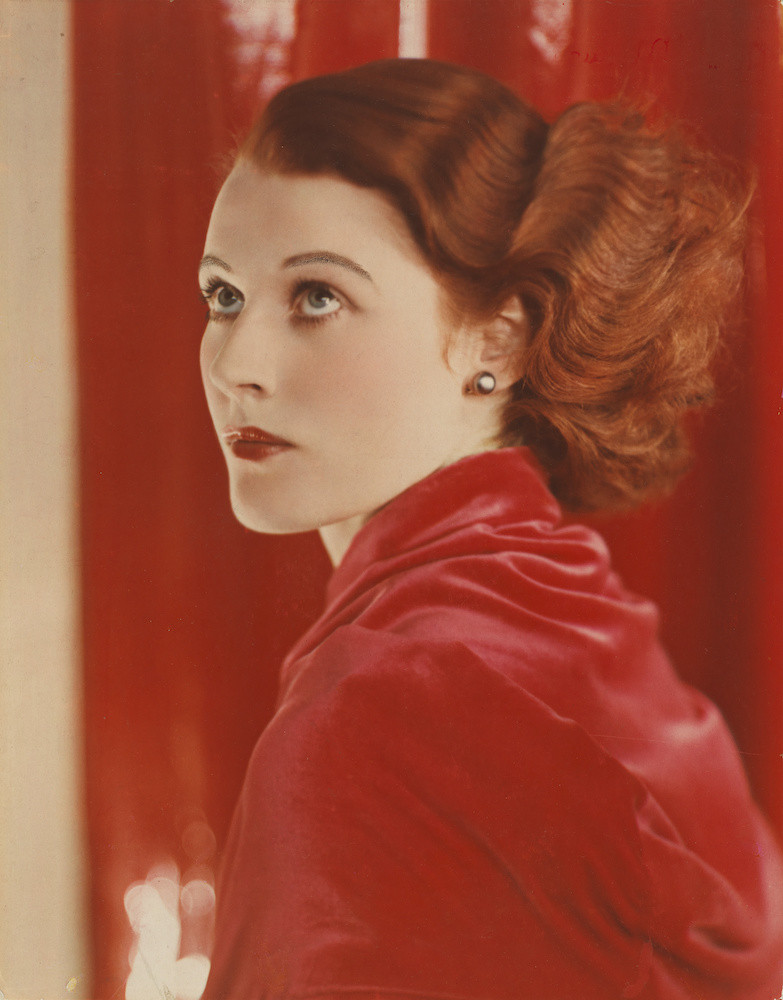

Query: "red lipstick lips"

xmin=222 ymin=425 xmax=293 ymax=461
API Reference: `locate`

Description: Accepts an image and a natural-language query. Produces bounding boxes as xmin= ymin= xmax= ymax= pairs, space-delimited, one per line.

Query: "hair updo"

xmin=239 ymin=58 xmax=748 ymax=511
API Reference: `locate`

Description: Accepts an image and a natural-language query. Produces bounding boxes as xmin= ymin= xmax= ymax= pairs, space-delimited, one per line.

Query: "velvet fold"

xmin=204 ymin=449 xmax=783 ymax=1000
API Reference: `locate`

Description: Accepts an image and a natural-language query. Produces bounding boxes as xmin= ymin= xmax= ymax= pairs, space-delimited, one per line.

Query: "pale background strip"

xmin=399 ymin=0 xmax=428 ymax=59
xmin=0 ymin=2 xmax=89 ymax=998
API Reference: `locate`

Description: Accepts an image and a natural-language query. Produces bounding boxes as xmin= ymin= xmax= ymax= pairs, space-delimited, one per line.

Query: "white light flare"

xmin=124 ymin=863 xmax=215 ymax=1000
xmin=399 ymin=0 xmax=428 ymax=59
xmin=529 ymin=0 xmax=574 ymax=64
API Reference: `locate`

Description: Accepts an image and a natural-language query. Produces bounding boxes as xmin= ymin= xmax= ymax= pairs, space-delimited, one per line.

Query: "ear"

xmin=452 ymin=295 xmax=529 ymax=392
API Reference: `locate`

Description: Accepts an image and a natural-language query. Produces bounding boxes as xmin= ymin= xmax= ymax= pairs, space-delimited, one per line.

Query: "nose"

xmin=202 ymin=309 xmax=277 ymax=401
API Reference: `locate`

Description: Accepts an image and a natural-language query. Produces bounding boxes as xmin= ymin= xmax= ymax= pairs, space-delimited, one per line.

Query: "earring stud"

xmin=473 ymin=371 xmax=496 ymax=395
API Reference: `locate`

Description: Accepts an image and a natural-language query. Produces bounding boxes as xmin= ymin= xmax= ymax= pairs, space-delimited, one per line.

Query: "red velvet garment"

xmin=204 ymin=449 xmax=783 ymax=1000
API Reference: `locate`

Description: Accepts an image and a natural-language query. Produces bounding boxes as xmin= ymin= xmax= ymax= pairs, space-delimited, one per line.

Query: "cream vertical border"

xmin=399 ymin=0 xmax=428 ymax=59
xmin=0 ymin=2 xmax=88 ymax=998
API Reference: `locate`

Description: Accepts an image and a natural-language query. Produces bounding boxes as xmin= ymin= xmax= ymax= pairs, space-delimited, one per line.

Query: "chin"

xmin=228 ymin=479 xmax=335 ymax=535
xmin=224 ymin=468 xmax=310 ymax=534
xmin=228 ymin=480 xmax=369 ymax=539
xmin=230 ymin=496 xmax=310 ymax=535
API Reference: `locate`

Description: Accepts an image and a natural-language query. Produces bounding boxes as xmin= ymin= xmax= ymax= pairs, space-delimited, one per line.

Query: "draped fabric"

xmin=71 ymin=1 xmax=782 ymax=994
xmin=205 ymin=449 xmax=783 ymax=999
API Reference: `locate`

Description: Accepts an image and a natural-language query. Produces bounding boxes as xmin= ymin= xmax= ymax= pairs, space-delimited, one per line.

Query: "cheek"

xmin=199 ymin=331 xmax=209 ymax=377
xmin=348 ymin=319 xmax=454 ymax=415
xmin=312 ymin=344 xmax=455 ymax=450
xmin=199 ymin=331 xmax=219 ymax=402
xmin=305 ymin=346 xmax=412 ymax=427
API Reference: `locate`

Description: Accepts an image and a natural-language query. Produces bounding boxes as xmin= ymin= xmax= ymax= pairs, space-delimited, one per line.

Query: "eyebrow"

xmin=283 ymin=251 xmax=373 ymax=282
xmin=199 ymin=255 xmax=232 ymax=272
xmin=198 ymin=250 xmax=374 ymax=283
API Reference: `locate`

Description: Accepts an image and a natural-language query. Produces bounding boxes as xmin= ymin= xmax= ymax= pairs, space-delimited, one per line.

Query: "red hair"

xmin=240 ymin=59 xmax=748 ymax=510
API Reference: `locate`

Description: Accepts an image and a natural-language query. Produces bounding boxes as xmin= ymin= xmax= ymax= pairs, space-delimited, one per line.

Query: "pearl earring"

xmin=473 ymin=371 xmax=496 ymax=395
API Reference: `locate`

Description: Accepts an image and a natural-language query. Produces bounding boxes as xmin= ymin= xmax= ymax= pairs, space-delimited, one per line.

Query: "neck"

xmin=319 ymin=437 xmax=506 ymax=567
xmin=319 ymin=512 xmax=370 ymax=567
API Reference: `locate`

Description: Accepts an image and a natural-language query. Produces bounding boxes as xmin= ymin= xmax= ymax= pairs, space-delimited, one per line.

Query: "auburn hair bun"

xmin=241 ymin=59 xmax=749 ymax=511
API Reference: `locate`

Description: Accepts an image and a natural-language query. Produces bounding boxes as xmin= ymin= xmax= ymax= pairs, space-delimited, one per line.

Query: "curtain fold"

xmin=291 ymin=0 xmax=399 ymax=76
xmin=72 ymin=1 xmax=781 ymax=993
xmin=72 ymin=4 xmax=331 ymax=992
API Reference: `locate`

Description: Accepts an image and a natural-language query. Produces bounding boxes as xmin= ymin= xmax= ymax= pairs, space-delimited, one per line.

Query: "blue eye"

xmin=297 ymin=285 xmax=341 ymax=319
xmin=201 ymin=280 xmax=243 ymax=320
xmin=215 ymin=287 xmax=241 ymax=312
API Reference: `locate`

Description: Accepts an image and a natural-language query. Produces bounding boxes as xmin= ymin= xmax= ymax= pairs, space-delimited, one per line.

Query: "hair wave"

xmin=240 ymin=59 xmax=749 ymax=511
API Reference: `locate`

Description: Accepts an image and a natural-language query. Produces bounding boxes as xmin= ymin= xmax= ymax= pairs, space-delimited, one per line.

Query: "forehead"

xmin=205 ymin=163 xmax=423 ymax=272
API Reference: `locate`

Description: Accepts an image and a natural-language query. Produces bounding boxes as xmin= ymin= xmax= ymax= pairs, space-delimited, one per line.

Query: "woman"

xmin=198 ymin=59 xmax=783 ymax=999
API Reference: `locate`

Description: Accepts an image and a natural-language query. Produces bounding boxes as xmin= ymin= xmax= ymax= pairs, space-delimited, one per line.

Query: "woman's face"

xmin=200 ymin=164 xmax=500 ymax=561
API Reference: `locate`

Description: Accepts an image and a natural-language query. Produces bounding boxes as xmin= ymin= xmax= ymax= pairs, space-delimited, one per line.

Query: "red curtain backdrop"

xmin=72 ymin=1 xmax=782 ymax=993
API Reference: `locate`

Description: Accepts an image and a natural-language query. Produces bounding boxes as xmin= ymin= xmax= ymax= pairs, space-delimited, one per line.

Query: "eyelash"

xmin=200 ymin=276 xmax=240 ymax=324
xmin=289 ymin=280 xmax=344 ymax=327
xmin=199 ymin=277 xmax=344 ymax=327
